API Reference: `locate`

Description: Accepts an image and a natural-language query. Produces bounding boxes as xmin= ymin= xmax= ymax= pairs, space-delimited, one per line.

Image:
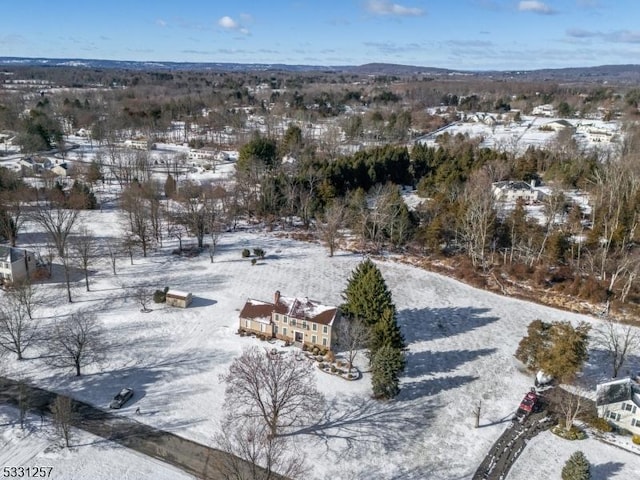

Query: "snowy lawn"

xmin=3 ymin=206 xmax=640 ymax=479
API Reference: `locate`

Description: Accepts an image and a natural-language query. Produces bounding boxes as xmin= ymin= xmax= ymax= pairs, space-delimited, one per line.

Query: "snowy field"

xmin=2 ymin=195 xmax=640 ymax=479
xmin=417 ymin=115 xmax=620 ymax=155
xmin=507 ymin=430 xmax=640 ymax=480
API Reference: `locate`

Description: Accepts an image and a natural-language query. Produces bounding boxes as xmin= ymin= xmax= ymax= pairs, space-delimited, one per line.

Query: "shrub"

xmin=253 ymin=248 xmax=266 ymax=259
xmin=633 ymin=435 xmax=640 ymax=445
xmin=552 ymin=425 xmax=587 ymax=441
xmin=251 ymin=258 xmax=257 ymax=266
xmin=241 ymin=248 xmax=251 ymax=258
xmin=330 ymin=365 xmax=337 ymax=373
xmin=584 ymin=415 xmax=613 ymax=433
xmin=336 ymin=360 xmax=344 ymax=368
xmin=317 ymin=362 xmax=325 ymax=369
xmin=153 ymin=289 xmax=167 ymax=303
xmin=315 ymin=355 xmax=324 ymax=362
xmin=324 ymin=351 xmax=336 ymax=363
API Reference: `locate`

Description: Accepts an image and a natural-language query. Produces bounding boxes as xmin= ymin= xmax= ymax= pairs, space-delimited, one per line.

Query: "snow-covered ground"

xmin=507 ymin=430 xmax=640 ymax=480
xmin=417 ymin=115 xmax=621 ymax=155
xmin=2 ymin=192 xmax=640 ymax=478
xmin=0 ymin=406 xmax=193 ymax=480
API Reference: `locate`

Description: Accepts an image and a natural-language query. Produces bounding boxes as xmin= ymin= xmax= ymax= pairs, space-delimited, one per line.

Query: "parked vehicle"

xmin=109 ymin=388 xmax=134 ymax=409
xmin=515 ymin=389 xmax=540 ymax=423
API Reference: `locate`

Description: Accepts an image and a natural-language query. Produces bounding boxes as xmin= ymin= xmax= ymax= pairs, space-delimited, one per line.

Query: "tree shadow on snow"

xmin=591 ymin=461 xmax=625 ymax=480
xmin=398 ymin=375 xmax=479 ymax=402
xmin=398 ymin=306 xmax=499 ymax=345
xmin=283 ymin=395 xmax=437 ymax=457
xmin=403 ymin=348 xmax=497 ymax=379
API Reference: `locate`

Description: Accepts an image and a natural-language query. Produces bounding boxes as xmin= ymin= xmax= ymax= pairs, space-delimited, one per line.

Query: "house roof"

xmin=0 ymin=246 xmax=27 ymax=263
xmin=492 ymin=181 xmax=534 ymax=192
xmin=239 ymin=295 xmax=339 ymax=326
xmin=596 ymin=378 xmax=640 ymax=407
xmin=166 ymin=289 xmax=191 ymax=299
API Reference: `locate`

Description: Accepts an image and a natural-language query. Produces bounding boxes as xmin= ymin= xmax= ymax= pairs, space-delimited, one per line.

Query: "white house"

xmin=124 ymin=138 xmax=154 ymax=150
xmin=532 ymin=104 xmax=556 ymax=117
xmin=596 ymin=378 xmax=640 ymax=435
xmin=50 ymin=163 xmax=68 ymax=177
xmin=188 ymin=147 xmax=217 ymax=161
xmin=0 ymin=246 xmax=36 ymax=285
xmin=492 ymin=180 xmax=546 ymax=203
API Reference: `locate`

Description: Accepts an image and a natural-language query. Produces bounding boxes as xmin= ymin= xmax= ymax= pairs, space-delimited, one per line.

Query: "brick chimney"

xmin=274 ymin=290 xmax=281 ymax=305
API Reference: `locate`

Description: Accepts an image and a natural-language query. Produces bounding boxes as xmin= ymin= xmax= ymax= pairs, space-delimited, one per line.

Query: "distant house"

xmin=188 ymin=147 xmax=217 ymax=161
xmin=239 ymin=291 xmax=340 ymax=350
xmin=543 ymin=119 xmax=575 ymax=132
xmin=0 ymin=246 xmax=36 ymax=285
xmin=165 ymin=290 xmax=193 ymax=308
xmin=492 ymin=180 xmax=546 ymax=203
xmin=532 ymin=104 xmax=556 ymax=117
xmin=124 ymin=138 xmax=154 ymax=150
xmin=20 ymin=157 xmax=52 ymax=174
xmin=596 ymin=377 xmax=640 ymax=435
xmin=50 ymin=163 xmax=68 ymax=177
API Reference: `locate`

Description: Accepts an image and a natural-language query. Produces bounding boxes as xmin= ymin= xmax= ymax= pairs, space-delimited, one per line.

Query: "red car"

xmin=515 ymin=390 xmax=539 ymax=422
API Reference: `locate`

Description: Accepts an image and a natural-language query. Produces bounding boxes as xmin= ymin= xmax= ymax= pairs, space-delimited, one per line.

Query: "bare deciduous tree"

xmin=212 ymin=415 xmax=308 ymax=480
xmin=51 ymin=395 xmax=76 ymax=448
xmin=7 ymin=279 xmax=41 ymax=320
xmin=30 ymin=196 xmax=80 ymax=302
xmin=0 ymin=298 xmax=38 ymax=360
xmin=220 ymin=347 xmax=323 ymax=437
xmin=554 ymin=386 xmax=584 ymax=432
xmin=596 ymin=317 xmax=640 ymax=378
xmin=70 ymin=226 xmax=97 ymax=291
xmin=49 ymin=311 xmax=105 ymax=376
xmin=134 ymin=287 xmax=153 ymax=313
xmin=318 ymin=200 xmax=344 ymax=257
xmin=17 ymin=378 xmax=31 ymax=430
xmin=336 ymin=316 xmax=370 ymax=372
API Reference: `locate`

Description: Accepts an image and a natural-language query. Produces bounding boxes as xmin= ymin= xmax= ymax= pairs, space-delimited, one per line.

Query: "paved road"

xmin=0 ymin=377 xmax=282 ymax=480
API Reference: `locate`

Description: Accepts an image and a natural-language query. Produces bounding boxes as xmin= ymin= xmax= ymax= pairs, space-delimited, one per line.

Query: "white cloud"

xmin=365 ymin=0 xmax=424 ymax=17
xmin=155 ymin=19 xmax=167 ymax=27
xmin=218 ymin=16 xmax=239 ymax=29
xmin=518 ymin=1 xmax=555 ymax=14
xmin=218 ymin=15 xmax=250 ymax=35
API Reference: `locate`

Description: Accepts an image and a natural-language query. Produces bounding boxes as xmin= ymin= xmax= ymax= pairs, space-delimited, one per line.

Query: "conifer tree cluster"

xmin=561 ymin=451 xmax=591 ymax=480
xmin=343 ymin=259 xmax=405 ymax=399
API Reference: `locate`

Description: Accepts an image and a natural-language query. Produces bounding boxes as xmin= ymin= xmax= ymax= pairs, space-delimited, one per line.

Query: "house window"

xmin=322 ymin=337 xmax=328 ymax=346
xmin=302 ymin=321 xmax=307 ymax=330
xmin=283 ymin=327 xmax=287 ymax=336
xmin=311 ymin=335 xmax=317 ymax=344
xmin=323 ymin=325 xmax=328 ymax=334
xmin=624 ymin=403 xmax=634 ymax=412
xmin=290 ymin=318 xmax=297 ymax=327
xmin=275 ymin=314 xmax=279 ymax=321
xmin=283 ymin=316 xmax=288 ymax=324
xmin=607 ymin=411 xmax=621 ymax=421
xmin=312 ymin=323 xmax=317 ymax=331
xmin=632 ymin=418 xmax=640 ymax=427
xmin=260 ymin=323 xmax=266 ymax=333
xmin=245 ymin=319 xmax=250 ymax=328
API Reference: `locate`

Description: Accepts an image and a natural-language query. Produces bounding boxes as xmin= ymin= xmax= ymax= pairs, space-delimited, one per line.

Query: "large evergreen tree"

xmin=342 ymin=258 xmax=394 ymax=326
xmin=561 ymin=451 xmax=591 ymax=480
xmin=342 ymin=259 xmax=406 ymax=399
xmin=370 ymin=306 xmax=405 ymax=353
xmin=515 ymin=320 xmax=590 ymax=382
xmin=371 ymin=344 xmax=406 ymax=400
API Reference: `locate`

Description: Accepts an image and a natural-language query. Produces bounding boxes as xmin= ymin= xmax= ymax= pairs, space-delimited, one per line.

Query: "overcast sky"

xmin=1 ymin=0 xmax=638 ymax=70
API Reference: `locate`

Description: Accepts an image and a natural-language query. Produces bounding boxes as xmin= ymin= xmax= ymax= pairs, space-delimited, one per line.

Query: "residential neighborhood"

xmin=2 ymin=2 xmax=640 ymax=479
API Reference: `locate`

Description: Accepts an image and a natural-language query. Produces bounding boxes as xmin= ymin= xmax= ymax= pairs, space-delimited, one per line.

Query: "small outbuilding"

xmin=165 ymin=290 xmax=193 ymax=308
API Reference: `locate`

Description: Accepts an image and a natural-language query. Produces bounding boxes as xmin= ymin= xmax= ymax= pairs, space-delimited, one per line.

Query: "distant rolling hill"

xmin=1 ymin=57 xmax=639 ymax=82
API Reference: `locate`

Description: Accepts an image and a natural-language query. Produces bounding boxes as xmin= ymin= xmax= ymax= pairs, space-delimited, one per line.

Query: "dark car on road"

xmin=109 ymin=388 xmax=134 ymax=409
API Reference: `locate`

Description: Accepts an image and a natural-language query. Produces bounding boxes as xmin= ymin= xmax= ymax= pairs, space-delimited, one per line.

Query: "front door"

xmin=294 ymin=331 xmax=304 ymax=343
